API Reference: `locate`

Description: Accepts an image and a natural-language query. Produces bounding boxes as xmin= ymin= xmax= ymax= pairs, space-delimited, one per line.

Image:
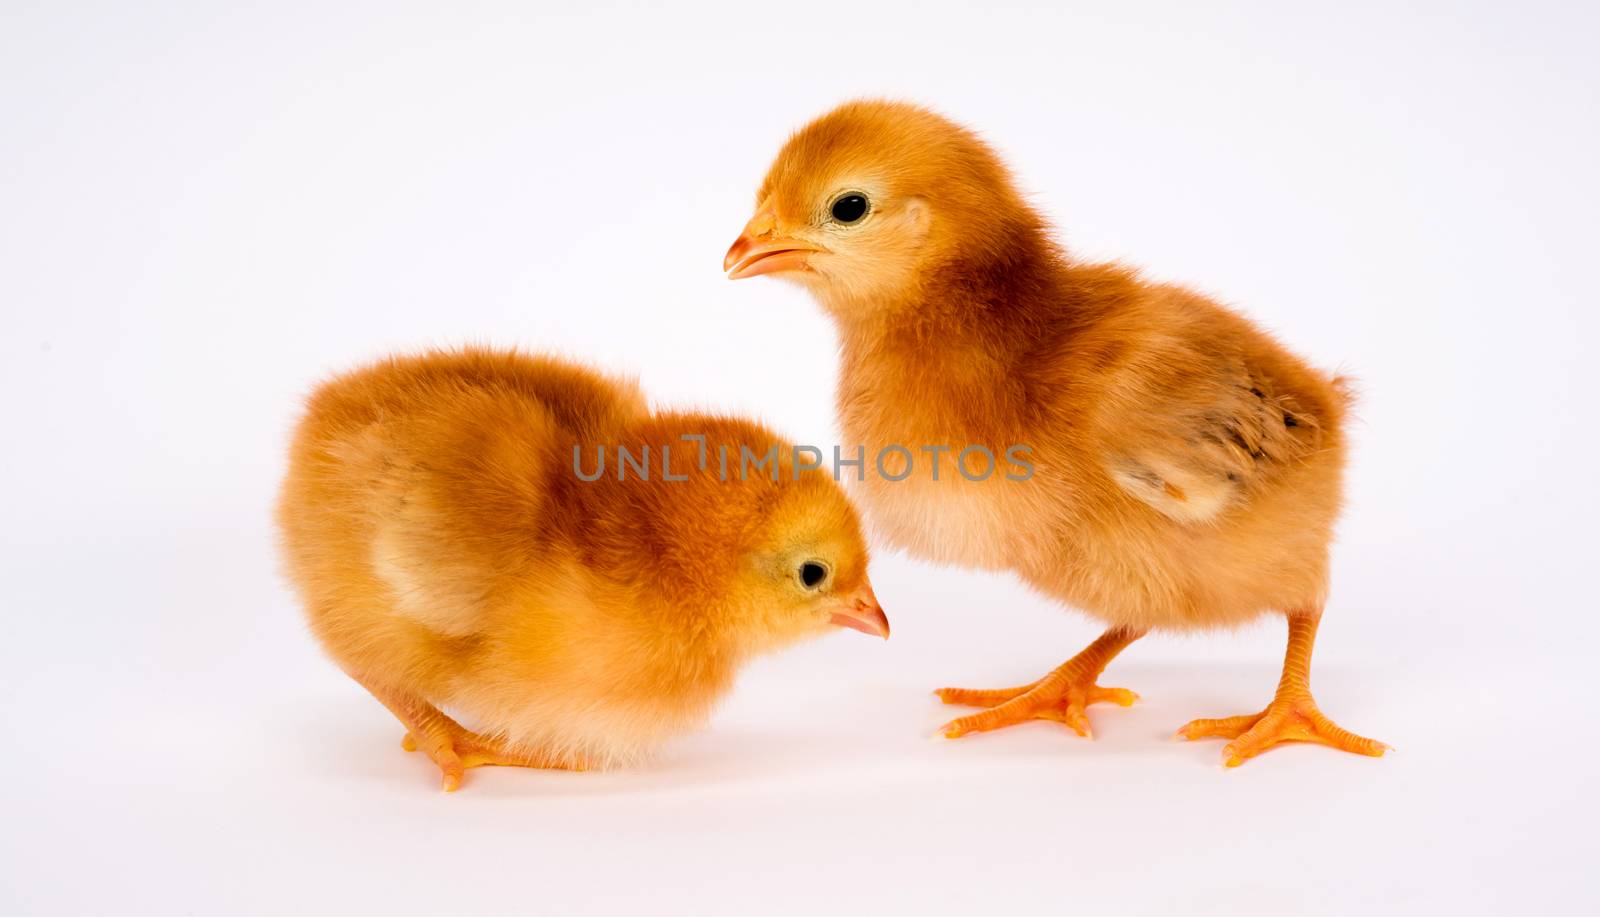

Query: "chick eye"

xmin=798 ymin=561 xmax=829 ymax=589
xmin=829 ymin=193 xmax=870 ymax=225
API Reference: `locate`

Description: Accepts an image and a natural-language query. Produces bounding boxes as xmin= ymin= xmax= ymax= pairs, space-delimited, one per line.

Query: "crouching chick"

xmin=277 ymin=348 xmax=886 ymax=790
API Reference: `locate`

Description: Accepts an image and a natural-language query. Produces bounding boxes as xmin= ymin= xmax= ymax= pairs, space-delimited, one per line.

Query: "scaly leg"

xmin=1178 ymin=612 xmax=1387 ymax=766
xmin=937 ymin=627 xmax=1145 ymax=739
xmin=354 ymin=674 xmax=587 ymax=791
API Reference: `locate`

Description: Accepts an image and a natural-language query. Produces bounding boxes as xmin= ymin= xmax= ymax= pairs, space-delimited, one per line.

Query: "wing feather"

xmin=1101 ymin=348 xmax=1326 ymax=524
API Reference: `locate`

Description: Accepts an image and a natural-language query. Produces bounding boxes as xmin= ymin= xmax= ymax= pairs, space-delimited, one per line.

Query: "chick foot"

xmin=938 ymin=680 xmax=1137 ymax=738
xmin=358 ymin=675 xmax=585 ymax=791
xmin=1178 ymin=699 xmax=1386 ymax=766
xmin=401 ymin=723 xmax=589 ymax=789
xmin=1177 ymin=613 xmax=1386 ymax=766
xmin=937 ymin=627 xmax=1144 ymax=739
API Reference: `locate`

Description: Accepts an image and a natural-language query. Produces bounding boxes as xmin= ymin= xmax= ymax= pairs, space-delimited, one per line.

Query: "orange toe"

xmin=1174 ymin=714 xmax=1261 ymax=741
xmin=935 ymin=684 xmax=1037 ymax=707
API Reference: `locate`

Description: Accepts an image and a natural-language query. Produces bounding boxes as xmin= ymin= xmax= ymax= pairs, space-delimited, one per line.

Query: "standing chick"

xmin=277 ymin=348 xmax=887 ymax=790
xmin=724 ymin=101 xmax=1383 ymax=765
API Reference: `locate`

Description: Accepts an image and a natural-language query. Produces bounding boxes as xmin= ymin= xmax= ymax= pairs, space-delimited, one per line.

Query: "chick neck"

xmin=822 ymin=215 xmax=1078 ymax=425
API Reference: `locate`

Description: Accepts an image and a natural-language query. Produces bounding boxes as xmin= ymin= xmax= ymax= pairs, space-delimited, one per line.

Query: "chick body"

xmin=278 ymin=348 xmax=883 ymax=786
xmin=838 ymin=270 xmax=1348 ymax=634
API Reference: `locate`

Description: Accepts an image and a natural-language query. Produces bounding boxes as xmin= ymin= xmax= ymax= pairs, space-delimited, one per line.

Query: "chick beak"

xmin=828 ymin=582 xmax=889 ymax=639
xmin=724 ymin=207 xmax=822 ymax=279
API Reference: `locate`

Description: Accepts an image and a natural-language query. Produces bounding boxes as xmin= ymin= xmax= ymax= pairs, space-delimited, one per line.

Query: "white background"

xmin=3 ymin=2 xmax=1595 ymax=914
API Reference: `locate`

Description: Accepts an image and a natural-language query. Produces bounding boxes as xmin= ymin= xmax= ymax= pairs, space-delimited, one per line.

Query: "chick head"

xmin=595 ymin=415 xmax=886 ymax=656
xmin=724 ymin=99 xmax=1032 ymax=314
xmin=732 ymin=464 xmax=885 ymax=654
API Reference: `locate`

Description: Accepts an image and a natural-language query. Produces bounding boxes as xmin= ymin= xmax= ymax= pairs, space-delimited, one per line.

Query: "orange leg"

xmin=1178 ymin=612 xmax=1387 ymax=766
xmin=936 ymin=627 xmax=1144 ymax=739
xmin=354 ymin=675 xmax=587 ymax=791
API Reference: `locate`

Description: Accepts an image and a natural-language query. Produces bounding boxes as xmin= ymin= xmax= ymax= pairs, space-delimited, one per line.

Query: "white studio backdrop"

xmin=2 ymin=2 xmax=1595 ymax=915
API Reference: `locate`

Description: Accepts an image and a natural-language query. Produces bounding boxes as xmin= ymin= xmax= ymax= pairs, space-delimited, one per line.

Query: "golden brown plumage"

xmin=277 ymin=348 xmax=886 ymax=790
xmin=725 ymin=100 xmax=1383 ymax=764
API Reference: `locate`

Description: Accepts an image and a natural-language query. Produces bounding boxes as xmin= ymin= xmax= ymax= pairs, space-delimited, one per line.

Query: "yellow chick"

xmin=277 ymin=348 xmax=887 ymax=790
xmin=725 ymin=100 xmax=1383 ymax=766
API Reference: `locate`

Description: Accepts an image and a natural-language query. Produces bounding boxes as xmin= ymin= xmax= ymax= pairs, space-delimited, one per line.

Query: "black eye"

xmin=830 ymin=193 xmax=869 ymax=224
xmin=799 ymin=561 xmax=828 ymax=589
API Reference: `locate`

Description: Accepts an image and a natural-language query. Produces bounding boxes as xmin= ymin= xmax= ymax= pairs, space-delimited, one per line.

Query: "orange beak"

xmin=828 ymin=580 xmax=889 ymax=639
xmin=724 ymin=206 xmax=824 ymax=279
